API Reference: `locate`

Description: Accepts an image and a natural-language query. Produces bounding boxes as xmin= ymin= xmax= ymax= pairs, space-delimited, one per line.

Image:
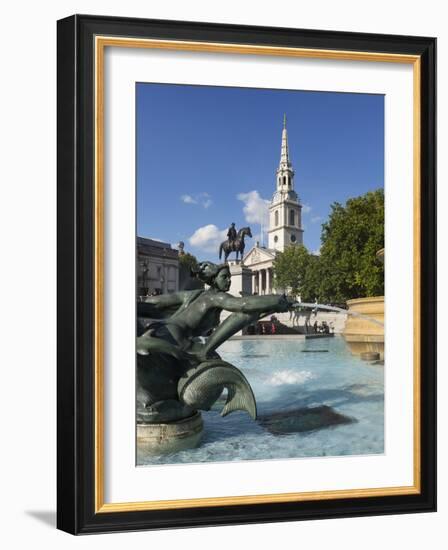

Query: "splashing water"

xmin=292 ymin=302 xmax=384 ymax=328
xmin=268 ymin=370 xmax=314 ymax=386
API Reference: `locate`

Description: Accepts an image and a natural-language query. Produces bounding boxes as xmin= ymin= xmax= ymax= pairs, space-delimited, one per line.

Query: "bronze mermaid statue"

xmin=137 ymin=261 xmax=294 ymax=425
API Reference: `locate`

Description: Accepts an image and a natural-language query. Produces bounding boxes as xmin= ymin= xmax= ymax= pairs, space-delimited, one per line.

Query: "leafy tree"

xmin=318 ymin=189 xmax=384 ymax=303
xmin=179 ymin=252 xmax=203 ymax=290
xmin=272 ymin=189 xmax=384 ymax=304
xmin=179 ymin=252 xmax=199 ymax=273
xmin=301 ymin=253 xmax=322 ymax=302
xmin=273 ymin=245 xmax=318 ymax=300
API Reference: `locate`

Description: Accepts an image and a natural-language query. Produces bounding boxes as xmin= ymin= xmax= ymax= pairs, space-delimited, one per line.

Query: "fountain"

xmin=342 ymin=248 xmax=385 ymax=360
xmin=136 ymin=251 xmax=385 ymax=460
xmin=136 ymin=261 xmax=297 ymax=458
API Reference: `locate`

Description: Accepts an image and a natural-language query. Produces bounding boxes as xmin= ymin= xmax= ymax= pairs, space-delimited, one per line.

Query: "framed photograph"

xmin=57 ymin=15 xmax=436 ymax=534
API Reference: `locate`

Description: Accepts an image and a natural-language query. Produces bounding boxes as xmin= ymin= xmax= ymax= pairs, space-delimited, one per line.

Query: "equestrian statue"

xmin=218 ymin=223 xmax=252 ymax=262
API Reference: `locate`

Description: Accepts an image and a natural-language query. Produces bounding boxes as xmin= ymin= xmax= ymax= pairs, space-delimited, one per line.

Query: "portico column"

xmin=258 ymin=270 xmax=263 ymax=295
xmin=266 ymin=268 xmax=271 ymax=294
xmin=175 ymin=265 xmax=179 ymax=292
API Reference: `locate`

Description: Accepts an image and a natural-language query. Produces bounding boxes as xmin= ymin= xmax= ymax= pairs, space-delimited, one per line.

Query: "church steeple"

xmin=268 ymin=115 xmax=304 ymax=251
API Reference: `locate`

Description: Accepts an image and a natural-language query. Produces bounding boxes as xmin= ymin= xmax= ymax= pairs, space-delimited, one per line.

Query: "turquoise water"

xmin=139 ymin=336 xmax=384 ymax=465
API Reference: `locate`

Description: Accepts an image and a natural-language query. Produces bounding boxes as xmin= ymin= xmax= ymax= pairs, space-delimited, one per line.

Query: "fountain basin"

xmin=138 ymin=337 xmax=384 ymax=466
xmin=343 ymin=296 xmax=384 ymax=360
xmin=137 ymin=412 xmax=204 ymax=458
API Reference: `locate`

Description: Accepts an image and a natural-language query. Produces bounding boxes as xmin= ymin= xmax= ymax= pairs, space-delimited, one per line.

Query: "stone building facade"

xmin=137 ymin=236 xmax=179 ymax=297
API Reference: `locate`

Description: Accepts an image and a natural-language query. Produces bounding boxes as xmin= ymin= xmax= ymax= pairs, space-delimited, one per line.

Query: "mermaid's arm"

xmin=198 ymin=293 xmax=293 ymax=358
xmin=211 ymin=292 xmax=291 ymax=314
xmin=138 ymin=291 xmax=190 ymax=318
xmin=198 ymin=311 xmax=259 ymax=358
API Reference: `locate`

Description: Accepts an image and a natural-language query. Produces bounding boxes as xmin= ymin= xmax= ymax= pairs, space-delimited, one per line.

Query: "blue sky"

xmin=137 ymin=83 xmax=384 ymax=262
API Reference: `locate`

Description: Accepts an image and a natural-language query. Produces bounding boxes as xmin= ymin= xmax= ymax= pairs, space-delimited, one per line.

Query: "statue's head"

xmin=192 ymin=261 xmax=231 ymax=292
xmin=231 ymin=222 xmax=235 ymax=227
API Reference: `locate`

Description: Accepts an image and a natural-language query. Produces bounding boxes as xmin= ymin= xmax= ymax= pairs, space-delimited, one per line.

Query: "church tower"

xmin=268 ymin=115 xmax=303 ymax=251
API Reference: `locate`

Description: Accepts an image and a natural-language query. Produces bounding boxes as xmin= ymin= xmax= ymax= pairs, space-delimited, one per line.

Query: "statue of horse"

xmin=219 ymin=226 xmax=252 ymax=262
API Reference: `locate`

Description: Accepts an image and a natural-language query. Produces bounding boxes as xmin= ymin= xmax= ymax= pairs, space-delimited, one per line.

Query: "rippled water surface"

xmin=138 ymin=336 xmax=384 ymax=466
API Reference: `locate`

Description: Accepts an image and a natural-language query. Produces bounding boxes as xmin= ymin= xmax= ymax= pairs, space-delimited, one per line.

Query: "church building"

xmin=243 ymin=116 xmax=304 ymax=294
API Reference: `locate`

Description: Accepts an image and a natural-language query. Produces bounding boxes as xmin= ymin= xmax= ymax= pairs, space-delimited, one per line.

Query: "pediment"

xmin=243 ymin=246 xmax=276 ymax=266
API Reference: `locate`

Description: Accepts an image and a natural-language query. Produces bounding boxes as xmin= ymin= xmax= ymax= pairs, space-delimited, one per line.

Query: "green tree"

xmin=272 ymin=189 xmax=384 ymax=304
xmin=318 ymin=189 xmax=384 ymax=303
xmin=301 ymin=253 xmax=322 ymax=302
xmin=179 ymin=252 xmax=203 ymax=290
xmin=273 ymin=245 xmax=319 ymax=300
xmin=179 ymin=252 xmax=199 ymax=273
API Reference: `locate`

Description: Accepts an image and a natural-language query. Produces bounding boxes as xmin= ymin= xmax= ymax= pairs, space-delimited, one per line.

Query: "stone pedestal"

xmin=137 ymin=412 xmax=203 ymax=459
xmin=228 ymin=261 xmax=253 ymax=297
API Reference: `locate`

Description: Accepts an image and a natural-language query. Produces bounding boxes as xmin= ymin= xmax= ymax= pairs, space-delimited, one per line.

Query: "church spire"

xmin=279 ymin=113 xmax=291 ymax=170
xmin=276 ymin=114 xmax=294 ymax=192
xmin=268 ymin=116 xmax=303 ymax=251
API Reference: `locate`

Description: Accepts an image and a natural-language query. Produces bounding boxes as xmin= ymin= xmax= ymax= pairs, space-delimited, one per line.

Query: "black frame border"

xmin=57 ymin=14 xmax=436 ymax=535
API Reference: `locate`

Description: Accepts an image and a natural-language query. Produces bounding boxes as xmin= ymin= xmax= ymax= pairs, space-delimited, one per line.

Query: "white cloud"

xmin=199 ymin=193 xmax=212 ymax=209
xmin=311 ymin=215 xmax=323 ymax=223
xmin=188 ymin=224 xmax=227 ymax=253
xmin=302 ymin=203 xmax=312 ymax=214
xmin=180 ymin=194 xmax=197 ymax=204
xmin=180 ymin=192 xmax=213 ymax=209
xmin=237 ymin=190 xmax=270 ymax=226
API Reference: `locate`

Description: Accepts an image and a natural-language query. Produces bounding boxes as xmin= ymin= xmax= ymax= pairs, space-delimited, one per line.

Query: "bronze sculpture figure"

xmin=227 ymin=222 xmax=237 ymax=242
xmin=137 ymin=261 xmax=294 ymax=429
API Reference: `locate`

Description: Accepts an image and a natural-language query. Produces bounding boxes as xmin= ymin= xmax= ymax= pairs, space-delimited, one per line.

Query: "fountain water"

xmin=292 ymin=302 xmax=384 ymax=328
